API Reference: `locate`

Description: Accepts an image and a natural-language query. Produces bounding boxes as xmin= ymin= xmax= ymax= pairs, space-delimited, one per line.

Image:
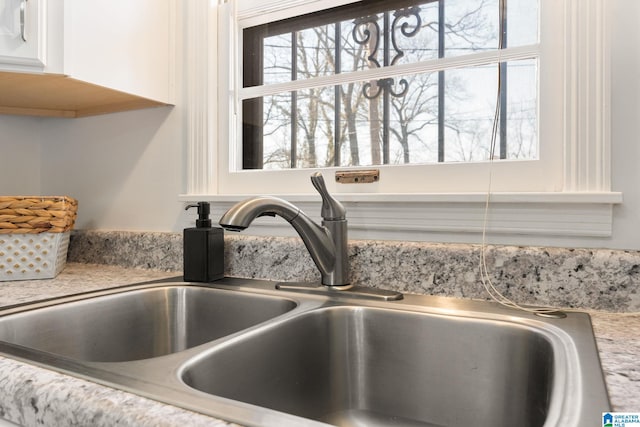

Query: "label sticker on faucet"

xmin=603 ymin=413 xmax=640 ymax=427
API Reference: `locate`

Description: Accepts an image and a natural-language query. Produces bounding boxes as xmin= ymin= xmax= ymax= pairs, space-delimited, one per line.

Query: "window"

xmin=241 ymin=0 xmax=539 ymax=171
xmin=180 ymin=0 xmax=621 ymax=243
xmin=215 ymin=0 xmax=565 ymax=195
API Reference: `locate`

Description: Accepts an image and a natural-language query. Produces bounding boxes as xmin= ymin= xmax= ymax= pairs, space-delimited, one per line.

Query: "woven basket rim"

xmin=0 ymin=195 xmax=77 ymax=203
xmin=0 ymin=195 xmax=78 ymax=234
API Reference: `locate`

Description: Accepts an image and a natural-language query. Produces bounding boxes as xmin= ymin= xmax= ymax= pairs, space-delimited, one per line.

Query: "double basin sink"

xmin=0 ymin=277 xmax=610 ymax=426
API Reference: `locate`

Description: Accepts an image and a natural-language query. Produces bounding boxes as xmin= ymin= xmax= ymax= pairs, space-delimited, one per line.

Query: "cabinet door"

xmin=64 ymin=0 xmax=173 ymax=103
xmin=0 ymin=0 xmax=45 ymax=71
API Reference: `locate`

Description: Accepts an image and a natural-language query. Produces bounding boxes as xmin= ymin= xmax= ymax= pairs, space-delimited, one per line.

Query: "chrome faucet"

xmin=219 ymin=172 xmax=350 ymax=287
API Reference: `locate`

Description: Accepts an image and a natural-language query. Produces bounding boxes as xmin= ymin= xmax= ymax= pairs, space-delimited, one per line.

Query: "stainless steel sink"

xmin=182 ymin=306 xmax=555 ymax=427
xmin=0 ymin=277 xmax=610 ymax=427
xmin=0 ymin=284 xmax=296 ymax=361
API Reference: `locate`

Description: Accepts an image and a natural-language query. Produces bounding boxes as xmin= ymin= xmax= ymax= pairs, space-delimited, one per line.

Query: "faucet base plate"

xmin=275 ymin=282 xmax=403 ymax=301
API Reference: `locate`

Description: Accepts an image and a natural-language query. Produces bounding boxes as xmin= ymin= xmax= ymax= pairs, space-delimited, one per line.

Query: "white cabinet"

xmin=0 ymin=0 xmax=46 ymax=70
xmin=0 ymin=0 xmax=175 ymax=118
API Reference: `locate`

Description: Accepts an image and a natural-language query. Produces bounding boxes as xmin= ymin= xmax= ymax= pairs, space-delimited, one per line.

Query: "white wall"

xmin=0 ymin=115 xmax=42 ymax=195
xmin=0 ymin=0 xmax=639 ymax=249
xmin=609 ymin=0 xmax=640 ymax=250
xmin=38 ymin=106 xmax=185 ymax=231
xmin=0 ymin=108 xmax=184 ymax=231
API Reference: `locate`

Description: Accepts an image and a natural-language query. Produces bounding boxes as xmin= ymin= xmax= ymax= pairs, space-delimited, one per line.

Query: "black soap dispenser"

xmin=183 ymin=202 xmax=224 ymax=282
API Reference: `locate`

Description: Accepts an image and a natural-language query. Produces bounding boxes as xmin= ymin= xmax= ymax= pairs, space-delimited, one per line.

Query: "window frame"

xmin=223 ymin=0 xmax=564 ymax=195
xmin=180 ymin=0 xmax=622 ymax=243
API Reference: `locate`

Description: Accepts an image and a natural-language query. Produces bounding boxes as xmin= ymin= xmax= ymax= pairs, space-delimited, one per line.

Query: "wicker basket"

xmin=0 ymin=196 xmax=78 ymax=281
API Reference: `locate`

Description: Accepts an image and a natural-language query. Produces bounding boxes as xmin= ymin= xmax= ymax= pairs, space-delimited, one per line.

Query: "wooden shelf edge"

xmin=75 ymin=99 xmax=170 ymax=118
xmin=0 ymin=71 xmax=173 ymax=118
xmin=0 ymin=105 xmax=78 ymax=118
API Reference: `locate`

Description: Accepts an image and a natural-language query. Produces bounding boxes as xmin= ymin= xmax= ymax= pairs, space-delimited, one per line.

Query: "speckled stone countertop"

xmin=0 ymin=263 xmax=637 ymax=426
xmin=69 ymin=231 xmax=640 ymax=312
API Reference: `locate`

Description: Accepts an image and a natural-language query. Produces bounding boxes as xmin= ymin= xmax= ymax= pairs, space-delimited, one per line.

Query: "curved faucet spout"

xmin=219 ymin=196 xmax=338 ymax=283
xmin=219 ymin=196 xmax=300 ymax=230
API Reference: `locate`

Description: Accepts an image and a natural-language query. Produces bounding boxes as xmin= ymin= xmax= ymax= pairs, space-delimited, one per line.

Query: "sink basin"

xmin=182 ymin=306 xmax=556 ymax=427
xmin=0 ymin=285 xmax=296 ymax=362
xmin=0 ymin=278 xmax=610 ymax=427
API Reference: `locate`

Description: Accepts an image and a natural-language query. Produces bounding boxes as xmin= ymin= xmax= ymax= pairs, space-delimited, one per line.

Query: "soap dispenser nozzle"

xmin=185 ymin=202 xmax=212 ymax=228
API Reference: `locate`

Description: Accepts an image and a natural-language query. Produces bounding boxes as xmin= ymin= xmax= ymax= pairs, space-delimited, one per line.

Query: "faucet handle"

xmin=311 ymin=172 xmax=346 ymax=221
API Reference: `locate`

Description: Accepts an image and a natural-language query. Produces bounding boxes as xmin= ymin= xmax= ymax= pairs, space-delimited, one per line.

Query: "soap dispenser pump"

xmin=183 ymin=202 xmax=224 ymax=282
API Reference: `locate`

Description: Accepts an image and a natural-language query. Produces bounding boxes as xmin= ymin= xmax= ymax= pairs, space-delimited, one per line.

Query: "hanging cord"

xmin=478 ymin=0 xmax=559 ymax=315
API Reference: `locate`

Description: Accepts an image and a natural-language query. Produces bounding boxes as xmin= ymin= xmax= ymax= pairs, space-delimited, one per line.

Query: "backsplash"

xmin=68 ymin=230 xmax=640 ymax=312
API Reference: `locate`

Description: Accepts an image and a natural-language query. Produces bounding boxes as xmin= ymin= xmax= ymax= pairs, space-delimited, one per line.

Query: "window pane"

xmin=444 ymin=0 xmax=499 ymax=57
xmin=388 ymin=73 xmax=440 ymax=164
xmin=339 ymin=80 xmax=375 ymax=167
xmin=248 ymin=60 xmax=536 ymax=169
xmin=297 ymin=26 xmax=336 ymax=79
xmin=444 ymin=59 xmax=537 ymax=162
xmin=249 ymin=0 xmax=544 ymax=86
xmin=295 ymin=86 xmax=337 ymax=168
xmin=392 ymin=2 xmax=440 ymax=64
xmin=262 ymin=93 xmax=292 ymax=169
xmin=264 ymin=34 xmax=292 ymax=85
xmin=444 ymin=64 xmax=498 ymax=161
xmin=507 ymin=0 xmax=539 ymax=47
xmin=506 ymin=59 xmax=538 ymax=159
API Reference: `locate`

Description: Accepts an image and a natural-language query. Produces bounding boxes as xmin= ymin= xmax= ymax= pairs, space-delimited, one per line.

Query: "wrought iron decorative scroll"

xmin=353 ymin=15 xmax=382 ymax=69
xmin=391 ymin=6 xmax=422 ymax=65
xmin=352 ymin=6 xmax=422 ymax=100
xmin=362 ymin=78 xmax=409 ymax=100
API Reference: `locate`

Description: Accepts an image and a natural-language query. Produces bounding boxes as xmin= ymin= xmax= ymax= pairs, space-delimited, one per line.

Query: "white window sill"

xmin=179 ymin=192 xmax=623 ymax=241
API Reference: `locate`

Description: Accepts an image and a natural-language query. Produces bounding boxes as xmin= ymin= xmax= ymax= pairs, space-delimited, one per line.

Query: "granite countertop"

xmin=0 ymin=263 xmax=637 ymax=426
